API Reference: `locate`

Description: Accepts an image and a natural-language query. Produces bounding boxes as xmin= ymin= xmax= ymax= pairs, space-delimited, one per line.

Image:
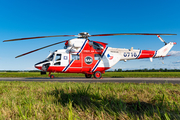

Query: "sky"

xmin=0 ymin=0 xmax=180 ymax=70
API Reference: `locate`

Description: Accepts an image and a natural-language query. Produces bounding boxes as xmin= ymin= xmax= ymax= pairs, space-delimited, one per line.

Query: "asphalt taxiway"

xmin=0 ymin=77 xmax=180 ymax=84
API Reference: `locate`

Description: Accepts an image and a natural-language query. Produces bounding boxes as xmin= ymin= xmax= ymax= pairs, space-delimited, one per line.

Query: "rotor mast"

xmin=78 ymin=32 xmax=91 ymax=39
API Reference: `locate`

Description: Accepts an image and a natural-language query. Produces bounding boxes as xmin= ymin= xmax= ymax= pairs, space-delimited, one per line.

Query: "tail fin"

xmin=155 ymin=42 xmax=176 ymax=57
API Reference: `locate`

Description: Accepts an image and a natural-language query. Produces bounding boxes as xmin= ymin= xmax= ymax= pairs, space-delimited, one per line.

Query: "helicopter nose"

xmin=34 ymin=63 xmax=42 ymax=70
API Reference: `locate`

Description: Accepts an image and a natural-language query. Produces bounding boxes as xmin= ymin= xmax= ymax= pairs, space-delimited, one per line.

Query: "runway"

xmin=0 ymin=77 xmax=180 ymax=84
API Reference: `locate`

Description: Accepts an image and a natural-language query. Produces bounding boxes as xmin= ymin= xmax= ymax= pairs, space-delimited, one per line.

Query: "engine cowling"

xmin=68 ymin=38 xmax=86 ymax=48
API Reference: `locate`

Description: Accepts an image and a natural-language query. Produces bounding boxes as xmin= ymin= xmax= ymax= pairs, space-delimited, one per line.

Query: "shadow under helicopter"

xmin=47 ymin=85 xmax=179 ymax=119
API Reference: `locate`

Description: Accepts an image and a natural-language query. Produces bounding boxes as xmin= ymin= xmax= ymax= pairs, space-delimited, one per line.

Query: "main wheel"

xmin=85 ymin=74 xmax=92 ymax=78
xmin=50 ymin=74 xmax=55 ymax=79
xmin=94 ymin=71 xmax=102 ymax=79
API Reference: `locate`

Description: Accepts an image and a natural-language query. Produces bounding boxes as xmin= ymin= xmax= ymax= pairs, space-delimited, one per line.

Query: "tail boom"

xmin=117 ymin=42 xmax=175 ymax=62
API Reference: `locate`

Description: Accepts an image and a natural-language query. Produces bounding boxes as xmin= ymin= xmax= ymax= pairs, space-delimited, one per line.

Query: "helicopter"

xmin=3 ymin=32 xmax=177 ymax=79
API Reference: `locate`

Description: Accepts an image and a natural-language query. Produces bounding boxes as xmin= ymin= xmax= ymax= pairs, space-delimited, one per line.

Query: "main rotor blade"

xmin=90 ymin=33 xmax=177 ymax=37
xmin=3 ymin=35 xmax=77 ymax=42
xmin=15 ymin=40 xmax=67 ymax=58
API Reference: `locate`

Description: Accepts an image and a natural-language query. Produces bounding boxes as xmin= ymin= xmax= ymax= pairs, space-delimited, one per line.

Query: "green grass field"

xmin=0 ymin=72 xmax=179 ymax=119
xmin=0 ymin=72 xmax=180 ymax=78
xmin=0 ymin=81 xmax=179 ymax=119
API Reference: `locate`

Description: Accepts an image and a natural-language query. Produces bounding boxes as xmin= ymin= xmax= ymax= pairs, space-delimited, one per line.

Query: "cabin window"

xmin=72 ymin=54 xmax=80 ymax=60
xmin=94 ymin=54 xmax=101 ymax=60
xmin=54 ymin=62 xmax=61 ymax=65
xmin=93 ymin=42 xmax=104 ymax=50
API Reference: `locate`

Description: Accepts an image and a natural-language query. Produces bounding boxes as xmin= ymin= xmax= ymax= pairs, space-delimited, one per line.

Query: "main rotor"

xmin=3 ymin=32 xmax=176 ymax=42
xmin=3 ymin=32 xmax=177 ymax=58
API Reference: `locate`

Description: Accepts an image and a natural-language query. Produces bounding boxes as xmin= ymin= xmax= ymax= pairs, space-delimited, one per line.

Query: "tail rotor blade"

xmin=15 ymin=40 xmax=67 ymax=58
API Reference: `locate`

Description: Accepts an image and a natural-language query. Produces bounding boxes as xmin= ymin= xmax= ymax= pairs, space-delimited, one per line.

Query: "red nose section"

xmin=35 ymin=66 xmax=42 ymax=70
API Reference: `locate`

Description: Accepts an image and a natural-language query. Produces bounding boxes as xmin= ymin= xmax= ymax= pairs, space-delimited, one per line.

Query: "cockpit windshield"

xmin=45 ymin=53 xmax=54 ymax=61
xmin=35 ymin=53 xmax=55 ymax=66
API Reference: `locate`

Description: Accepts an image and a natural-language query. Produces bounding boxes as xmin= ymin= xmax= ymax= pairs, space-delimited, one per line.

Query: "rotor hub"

xmin=78 ymin=32 xmax=90 ymax=38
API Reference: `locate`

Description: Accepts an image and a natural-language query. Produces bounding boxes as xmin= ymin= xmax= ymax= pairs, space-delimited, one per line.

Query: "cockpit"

xmin=35 ymin=52 xmax=62 ymax=71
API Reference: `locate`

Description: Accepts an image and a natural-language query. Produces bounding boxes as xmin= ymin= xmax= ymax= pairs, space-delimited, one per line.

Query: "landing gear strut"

xmin=85 ymin=74 xmax=92 ymax=78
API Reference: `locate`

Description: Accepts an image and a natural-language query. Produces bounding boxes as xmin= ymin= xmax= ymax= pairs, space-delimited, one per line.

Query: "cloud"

xmin=173 ymin=60 xmax=180 ymax=64
xmin=169 ymin=51 xmax=180 ymax=56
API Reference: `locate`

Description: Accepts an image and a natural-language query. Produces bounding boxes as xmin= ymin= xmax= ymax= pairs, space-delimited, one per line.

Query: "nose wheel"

xmin=48 ymin=72 xmax=55 ymax=79
xmin=94 ymin=71 xmax=102 ymax=79
xmin=50 ymin=74 xmax=55 ymax=79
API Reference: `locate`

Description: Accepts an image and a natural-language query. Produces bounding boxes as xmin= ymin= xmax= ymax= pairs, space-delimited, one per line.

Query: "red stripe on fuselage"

xmin=47 ymin=66 xmax=65 ymax=72
xmin=138 ymin=50 xmax=155 ymax=59
xmin=46 ymin=66 xmax=110 ymax=73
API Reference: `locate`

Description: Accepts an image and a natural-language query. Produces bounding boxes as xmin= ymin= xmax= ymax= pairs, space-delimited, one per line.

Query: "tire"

xmin=85 ymin=74 xmax=92 ymax=78
xmin=94 ymin=71 xmax=102 ymax=79
xmin=50 ymin=74 xmax=55 ymax=79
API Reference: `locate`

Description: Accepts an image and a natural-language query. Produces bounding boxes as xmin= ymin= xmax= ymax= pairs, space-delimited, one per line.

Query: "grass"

xmin=0 ymin=72 xmax=180 ymax=78
xmin=0 ymin=81 xmax=179 ymax=119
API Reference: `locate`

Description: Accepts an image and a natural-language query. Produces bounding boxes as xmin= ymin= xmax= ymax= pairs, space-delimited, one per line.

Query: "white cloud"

xmin=169 ymin=51 xmax=180 ymax=56
xmin=173 ymin=60 xmax=180 ymax=64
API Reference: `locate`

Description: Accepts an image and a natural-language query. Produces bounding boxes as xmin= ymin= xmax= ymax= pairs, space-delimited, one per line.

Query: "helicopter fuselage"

xmin=34 ymin=38 xmax=175 ymax=78
xmin=35 ymin=38 xmax=120 ymax=75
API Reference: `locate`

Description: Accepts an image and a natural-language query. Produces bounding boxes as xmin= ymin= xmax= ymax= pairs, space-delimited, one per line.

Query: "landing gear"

xmin=94 ymin=71 xmax=102 ymax=79
xmin=50 ymin=74 xmax=55 ymax=79
xmin=85 ymin=74 xmax=92 ymax=78
xmin=41 ymin=71 xmax=46 ymax=75
xmin=48 ymin=72 xmax=55 ymax=79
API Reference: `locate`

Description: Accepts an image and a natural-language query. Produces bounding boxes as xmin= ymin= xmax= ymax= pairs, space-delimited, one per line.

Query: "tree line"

xmin=110 ymin=68 xmax=180 ymax=72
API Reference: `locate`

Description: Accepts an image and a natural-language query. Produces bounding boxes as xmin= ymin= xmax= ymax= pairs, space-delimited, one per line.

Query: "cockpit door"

xmin=53 ymin=54 xmax=62 ymax=65
xmin=51 ymin=53 xmax=69 ymax=72
xmin=53 ymin=53 xmax=69 ymax=66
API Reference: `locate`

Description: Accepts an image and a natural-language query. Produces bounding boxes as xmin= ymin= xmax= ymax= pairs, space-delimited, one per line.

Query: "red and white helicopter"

xmin=3 ymin=32 xmax=177 ymax=79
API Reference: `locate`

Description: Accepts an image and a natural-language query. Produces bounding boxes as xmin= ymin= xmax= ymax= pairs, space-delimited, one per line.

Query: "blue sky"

xmin=0 ymin=0 xmax=180 ymax=70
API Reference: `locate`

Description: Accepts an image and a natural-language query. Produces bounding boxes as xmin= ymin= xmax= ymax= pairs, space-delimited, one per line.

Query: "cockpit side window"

xmin=93 ymin=42 xmax=104 ymax=50
xmin=54 ymin=54 xmax=61 ymax=65
xmin=55 ymin=54 xmax=61 ymax=61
